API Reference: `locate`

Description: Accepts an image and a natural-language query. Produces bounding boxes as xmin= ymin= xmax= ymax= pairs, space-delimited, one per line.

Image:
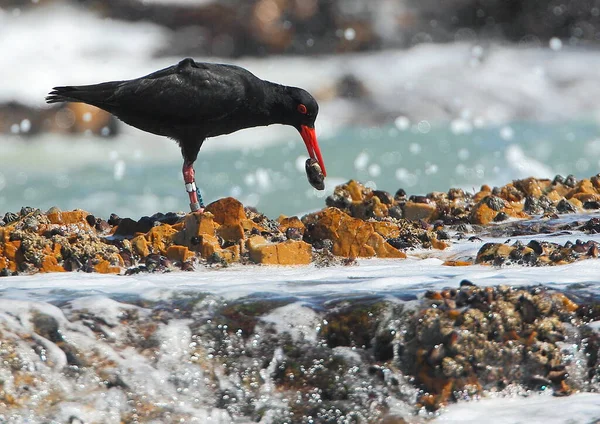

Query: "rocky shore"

xmin=2 ymin=175 xmax=600 ymax=421
xmin=2 ymin=174 xmax=600 ymax=275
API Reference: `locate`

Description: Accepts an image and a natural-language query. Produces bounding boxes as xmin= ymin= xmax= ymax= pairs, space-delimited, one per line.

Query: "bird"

xmin=46 ymin=58 xmax=326 ymax=212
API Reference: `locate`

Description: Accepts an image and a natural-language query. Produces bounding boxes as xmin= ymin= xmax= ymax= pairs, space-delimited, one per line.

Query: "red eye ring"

xmin=297 ymin=104 xmax=307 ymax=114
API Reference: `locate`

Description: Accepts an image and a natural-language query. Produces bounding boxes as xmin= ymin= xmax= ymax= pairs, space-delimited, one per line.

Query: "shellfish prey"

xmin=305 ymin=158 xmax=325 ymax=190
xmin=46 ymin=58 xmax=327 ymax=212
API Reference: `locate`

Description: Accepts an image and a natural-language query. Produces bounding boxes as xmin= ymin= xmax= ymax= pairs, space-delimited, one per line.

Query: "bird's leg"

xmin=183 ymin=161 xmax=204 ymax=212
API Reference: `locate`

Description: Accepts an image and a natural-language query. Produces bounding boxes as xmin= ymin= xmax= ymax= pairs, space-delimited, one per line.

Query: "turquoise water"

xmin=0 ymin=120 xmax=599 ymax=219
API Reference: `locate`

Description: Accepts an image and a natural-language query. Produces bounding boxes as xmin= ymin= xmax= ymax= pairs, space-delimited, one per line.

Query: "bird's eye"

xmin=297 ymin=104 xmax=308 ymax=114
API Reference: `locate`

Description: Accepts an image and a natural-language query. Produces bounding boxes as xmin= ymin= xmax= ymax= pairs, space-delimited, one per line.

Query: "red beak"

xmin=300 ymin=125 xmax=327 ymax=177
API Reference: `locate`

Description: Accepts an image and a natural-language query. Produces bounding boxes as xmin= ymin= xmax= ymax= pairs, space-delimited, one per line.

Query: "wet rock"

xmin=402 ymin=284 xmax=584 ymax=410
xmin=556 ymin=198 xmax=577 ymax=214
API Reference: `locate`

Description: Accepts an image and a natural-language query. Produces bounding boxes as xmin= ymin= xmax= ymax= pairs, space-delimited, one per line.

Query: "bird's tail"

xmin=46 ymin=81 xmax=121 ymax=108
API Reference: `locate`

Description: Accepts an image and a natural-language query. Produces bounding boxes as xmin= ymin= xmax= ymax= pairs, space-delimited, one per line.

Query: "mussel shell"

xmin=305 ymin=158 xmax=325 ymax=190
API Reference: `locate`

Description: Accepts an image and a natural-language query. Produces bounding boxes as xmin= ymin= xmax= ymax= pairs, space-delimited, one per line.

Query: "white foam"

xmin=436 ymin=392 xmax=600 ymax=423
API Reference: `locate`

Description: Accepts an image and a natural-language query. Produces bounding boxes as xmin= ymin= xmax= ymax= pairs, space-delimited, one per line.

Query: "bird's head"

xmin=283 ymin=87 xmax=326 ymax=177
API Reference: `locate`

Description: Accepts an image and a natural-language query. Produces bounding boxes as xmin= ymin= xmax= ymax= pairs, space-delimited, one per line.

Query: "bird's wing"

xmin=110 ymin=59 xmax=249 ymax=124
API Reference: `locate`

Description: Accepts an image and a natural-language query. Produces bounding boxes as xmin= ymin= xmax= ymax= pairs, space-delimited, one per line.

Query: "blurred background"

xmin=1 ymin=0 xmax=600 ymax=218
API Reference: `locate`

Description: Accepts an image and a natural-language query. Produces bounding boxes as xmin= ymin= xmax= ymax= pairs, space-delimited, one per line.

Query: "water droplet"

xmin=368 ymin=163 xmax=381 ymax=177
xmin=417 ymin=120 xmax=431 ymax=134
xmin=20 ymin=119 xmax=31 ymax=133
xmin=409 ymin=143 xmax=421 ymax=155
xmin=500 ymin=126 xmax=514 ymax=141
xmin=549 ymin=37 xmax=562 ymax=51
xmin=354 ymin=151 xmax=369 ymax=170
xmin=344 ymin=28 xmax=356 ymax=41
xmin=394 ymin=116 xmax=410 ymax=131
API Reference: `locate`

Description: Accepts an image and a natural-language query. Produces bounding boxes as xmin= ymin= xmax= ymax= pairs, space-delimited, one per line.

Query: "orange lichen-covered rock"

xmin=364 ymin=232 xmax=406 ymax=259
xmin=512 ymin=178 xmax=544 ymax=198
xmin=470 ymin=201 xmax=498 ymax=225
xmin=205 ymin=197 xmax=247 ymax=226
xmin=278 ymin=216 xmax=306 ymax=235
xmin=173 ymin=211 xmax=218 ymax=248
xmin=40 ymin=255 xmax=65 ymax=273
xmin=566 ymin=179 xmax=596 ymax=198
xmin=204 ymin=198 xmax=246 ymax=242
xmin=247 ymin=236 xmax=312 ymax=265
xmin=371 ymin=221 xmax=401 ymax=239
xmin=198 ymin=235 xmax=239 ymax=263
xmin=570 ymin=192 xmax=600 ymax=203
xmin=546 ymin=190 xmax=562 ymax=203
xmin=47 ymin=209 xmax=91 ymax=226
xmin=431 ymin=238 xmax=449 ymax=250
xmin=345 ymin=180 xmax=367 ymax=202
xmin=217 ymin=223 xmax=245 ymax=242
xmin=442 ymin=260 xmax=472 ymax=266
xmin=553 ymin=293 xmax=578 ymax=313
xmin=199 ymin=234 xmax=221 ymax=258
xmin=473 ymin=185 xmax=492 ymax=203
xmin=131 ymin=235 xmax=150 ymax=258
xmin=4 ymin=240 xmax=21 ymax=271
xmin=166 ymin=245 xmax=195 ymax=262
xmin=94 ymin=259 xmax=121 ymax=274
xmin=403 ymin=201 xmax=437 ymax=222
xmin=369 ymin=196 xmax=389 ymax=218
xmin=306 ymin=208 xmax=404 ymax=259
xmin=144 ymin=225 xmax=178 ymax=254
xmin=470 ymin=196 xmax=529 ymax=224
xmin=0 ymin=253 xmax=8 ymax=271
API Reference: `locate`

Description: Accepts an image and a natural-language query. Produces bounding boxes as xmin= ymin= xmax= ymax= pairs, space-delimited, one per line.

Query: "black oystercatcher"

xmin=46 ymin=58 xmax=326 ymax=212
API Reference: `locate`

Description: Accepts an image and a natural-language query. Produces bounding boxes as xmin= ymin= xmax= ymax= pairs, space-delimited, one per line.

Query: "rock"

xmin=166 ymin=245 xmax=195 ymax=263
xmin=144 ymin=225 xmax=178 ymax=255
xmin=279 ymin=216 xmax=306 ymax=238
xmin=205 ymin=197 xmax=246 ymax=225
xmin=131 ymin=235 xmax=150 ymax=258
xmin=114 ymin=217 xmax=148 ymax=236
xmin=304 ymin=208 xmax=405 ymax=259
xmin=205 ymin=197 xmax=246 ymax=242
xmin=173 ymin=211 xmax=218 ymax=248
xmin=94 ymin=259 xmax=121 ymax=274
xmin=403 ymin=201 xmax=437 ymax=222
xmin=247 ymin=235 xmax=312 ymax=265
xmin=39 ymin=255 xmax=65 ymax=273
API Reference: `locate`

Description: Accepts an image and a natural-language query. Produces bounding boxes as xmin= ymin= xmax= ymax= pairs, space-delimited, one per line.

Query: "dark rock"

xmin=524 ymin=196 xmax=543 ymax=214
xmin=107 ymin=213 xmax=121 ymax=226
xmin=583 ymin=201 xmax=600 ymax=210
xmin=493 ymin=211 xmax=509 ymax=222
xmin=19 ymin=206 xmax=36 ymax=216
xmin=388 ymin=205 xmax=403 ymax=220
xmin=85 ymin=214 xmax=96 ymax=227
xmin=485 ymin=196 xmax=506 ymax=211
xmin=394 ymin=188 xmax=407 ymax=201
xmin=564 ymin=174 xmax=577 ymax=188
xmin=372 ymin=190 xmax=394 ymax=204
xmin=556 ymin=199 xmax=576 ymax=214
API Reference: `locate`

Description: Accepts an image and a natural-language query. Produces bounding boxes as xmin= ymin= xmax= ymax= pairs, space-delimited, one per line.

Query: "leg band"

xmin=185 ymin=182 xmax=197 ymax=193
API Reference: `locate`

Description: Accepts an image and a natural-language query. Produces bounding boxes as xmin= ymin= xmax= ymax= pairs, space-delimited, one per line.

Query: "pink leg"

xmin=183 ymin=161 xmax=204 ymax=212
